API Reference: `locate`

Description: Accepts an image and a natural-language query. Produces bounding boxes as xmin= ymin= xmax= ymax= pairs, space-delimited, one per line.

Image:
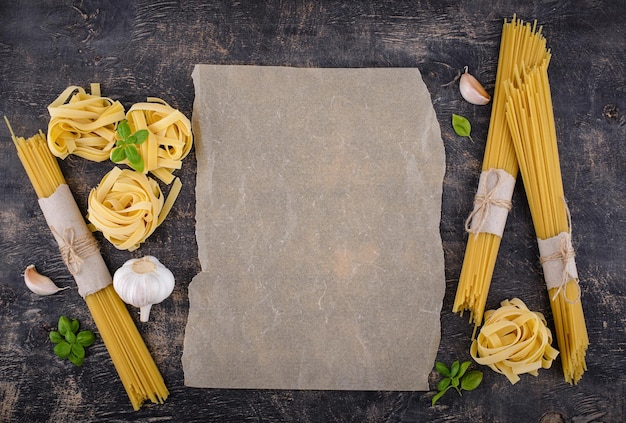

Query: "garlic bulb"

xmin=113 ymin=256 xmax=175 ymax=322
xmin=24 ymin=264 xmax=70 ymax=296
xmin=459 ymin=66 xmax=491 ymax=105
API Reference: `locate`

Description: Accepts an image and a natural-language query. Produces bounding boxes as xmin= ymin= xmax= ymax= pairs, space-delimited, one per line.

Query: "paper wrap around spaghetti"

xmin=465 ymin=168 xmax=515 ymax=237
xmin=38 ymin=184 xmax=112 ymax=297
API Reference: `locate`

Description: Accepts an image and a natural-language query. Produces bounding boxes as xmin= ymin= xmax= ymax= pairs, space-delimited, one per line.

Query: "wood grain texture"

xmin=0 ymin=0 xmax=624 ymax=421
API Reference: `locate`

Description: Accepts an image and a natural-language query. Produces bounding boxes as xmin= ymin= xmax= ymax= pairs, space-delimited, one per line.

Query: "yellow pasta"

xmin=47 ymin=83 xmax=126 ymax=161
xmin=125 ymin=98 xmax=193 ymax=184
xmin=85 ymin=284 xmax=169 ymax=409
xmin=7 ymin=121 xmax=168 ymax=409
xmin=87 ymin=167 xmax=182 ymax=251
xmin=504 ymin=59 xmax=588 ymax=384
xmin=471 ymin=298 xmax=559 ymax=384
xmin=454 ymin=16 xmax=551 ymax=327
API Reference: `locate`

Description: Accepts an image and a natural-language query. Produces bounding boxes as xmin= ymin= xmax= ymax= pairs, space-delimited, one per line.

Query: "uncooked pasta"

xmin=504 ymin=59 xmax=588 ymax=384
xmin=8 ymin=120 xmax=169 ymax=409
xmin=454 ymin=16 xmax=551 ymax=327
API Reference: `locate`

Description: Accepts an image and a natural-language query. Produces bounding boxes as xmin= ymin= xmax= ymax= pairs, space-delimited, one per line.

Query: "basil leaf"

xmin=58 ymin=316 xmax=71 ymax=336
xmin=49 ymin=331 xmax=63 ymax=344
xmin=71 ymin=343 xmax=85 ymax=360
xmin=435 ymin=362 xmax=450 ymax=377
xmin=65 ymin=330 xmax=76 ymax=344
xmin=450 ymin=360 xmax=460 ymax=378
xmin=54 ymin=341 xmax=71 ymax=359
xmin=457 ymin=361 xmax=471 ymax=379
xmin=77 ymin=330 xmax=96 ymax=347
xmin=437 ymin=377 xmax=451 ymax=391
xmin=452 ymin=114 xmax=473 ymax=140
xmin=110 ymin=146 xmax=127 ymax=163
xmin=68 ymin=353 xmax=84 ymax=367
xmin=69 ymin=319 xmax=79 ymax=334
xmin=134 ymin=129 xmax=149 ymax=145
xmin=117 ymin=120 xmax=131 ymax=139
xmin=461 ymin=370 xmax=483 ymax=391
xmin=126 ymin=146 xmax=144 ymax=173
xmin=431 ymin=387 xmax=450 ymax=406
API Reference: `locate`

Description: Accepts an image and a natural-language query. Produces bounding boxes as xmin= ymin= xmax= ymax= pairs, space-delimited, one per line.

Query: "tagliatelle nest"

xmin=470 ymin=298 xmax=559 ymax=384
xmin=87 ymin=167 xmax=181 ymax=251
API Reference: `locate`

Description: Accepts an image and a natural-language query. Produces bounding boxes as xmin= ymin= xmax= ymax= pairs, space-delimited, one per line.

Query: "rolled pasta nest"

xmin=47 ymin=85 xmax=125 ymax=161
xmin=87 ymin=167 xmax=180 ymax=251
xmin=47 ymin=85 xmax=193 ymax=186
xmin=125 ymin=98 xmax=193 ymax=184
xmin=470 ymin=298 xmax=559 ymax=384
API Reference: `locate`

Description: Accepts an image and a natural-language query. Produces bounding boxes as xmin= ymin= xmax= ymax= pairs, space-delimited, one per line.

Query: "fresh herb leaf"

xmin=134 ymin=129 xmax=148 ymax=145
xmin=452 ymin=114 xmax=474 ymax=142
xmin=76 ymin=331 xmax=95 ymax=347
xmin=431 ymin=360 xmax=483 ymax=406
xmin=68 ymin=354 xmax=84 ymax=367
xmin=110 ymin=119 xmax=147 ymax=172
xmin=461 ymin=370 xmax=483 ymax=391
xmin=437 ymin=377 xmax=451 ymax=391
xmin=50 ymin=316 xmax=95 ymax=366
xmin=58 ymin=316 xmax=71 ymax=336
xmin=71 ymin=343 xmax=85 ymax=360
xmin=69 ymin=318 xmax=79 ymax=334
xmin=49 ymin=331 xmax=63 ymax=344
xmin=450 ymin=360 xmax=460 ymax=378
xmin=435 ymin=362 xmax=450 ymax=377
xmin=431 ymin=388 xmax=449 ymax=407
xmin=117 ymin=119 xmax=131 ymax=139
xmin=110 ymin=146 xmax=126 ymax=163
xmin=54 ymin=341 xmax=71 ymax=359
xmin=125 ymin=145 xmax=144 ymax=172
xmin=458 ymin=361 xmax=471 ymax=379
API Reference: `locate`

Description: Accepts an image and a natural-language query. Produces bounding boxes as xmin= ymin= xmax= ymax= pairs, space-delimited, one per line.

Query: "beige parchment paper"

xmin=182 ymin=65 xmax=446 ymax=391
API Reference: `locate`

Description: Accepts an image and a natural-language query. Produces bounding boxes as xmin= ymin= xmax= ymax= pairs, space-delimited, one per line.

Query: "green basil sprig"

xmin=49 ymin=316 xmax=96 ymax=366
xmin=431 ymin=360 xmax=483 ymax=406
xmin=110 ymin=119 xmax=149 ymax=172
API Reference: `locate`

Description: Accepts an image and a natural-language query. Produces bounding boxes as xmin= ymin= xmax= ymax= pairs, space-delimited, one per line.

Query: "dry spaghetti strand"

xmin=504 ymin=59 xmax=588 ymax=384
xmin=454 ymin=16 xmax=551 ymax=327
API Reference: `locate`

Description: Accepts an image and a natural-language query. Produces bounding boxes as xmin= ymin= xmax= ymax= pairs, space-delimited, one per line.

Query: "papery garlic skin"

xmin=459 ymin=67 xmax=491 ymax=105
xmin=113 ymin=256 xmax=175 ymax=322
xmin=24 ymin=264 xmax=70 ymax=296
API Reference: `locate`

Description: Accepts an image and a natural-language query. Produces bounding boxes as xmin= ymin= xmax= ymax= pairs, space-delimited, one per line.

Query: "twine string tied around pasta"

xmin=51 ymin=226 xmax=99 ymax=275
xmin=537 ymin=200 xmax=580 ymax=304
xmin=465 ymin=168 xmax=515 ymax=237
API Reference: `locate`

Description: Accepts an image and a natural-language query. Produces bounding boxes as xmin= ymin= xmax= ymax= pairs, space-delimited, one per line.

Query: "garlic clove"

xmin=24 ymin=264 xmax=70 ymax=296
xmin=459 ymin=66 xmax=491 ymax=105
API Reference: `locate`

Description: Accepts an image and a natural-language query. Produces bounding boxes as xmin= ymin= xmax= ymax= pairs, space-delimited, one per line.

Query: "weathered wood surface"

xmin=0 ymin=1 xmax=624 ymax=421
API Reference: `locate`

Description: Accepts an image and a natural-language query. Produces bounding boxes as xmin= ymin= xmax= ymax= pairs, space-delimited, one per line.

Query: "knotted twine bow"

xmin=465 ymin=168 xmax=514 ymax=237
xmin=51 ymin=226 xmax=99 ymax=275
xmin=537 ymin=200 xmax=581 ymax=304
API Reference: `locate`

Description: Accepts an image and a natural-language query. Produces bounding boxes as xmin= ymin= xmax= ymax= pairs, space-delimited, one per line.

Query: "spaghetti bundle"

xmin=8 ymin=122 xmax=169 ymax=409
xmin=504 ymin=60 xmax=588 ymax=384
xmin=453 ymin=16 xmax=551 ymax=327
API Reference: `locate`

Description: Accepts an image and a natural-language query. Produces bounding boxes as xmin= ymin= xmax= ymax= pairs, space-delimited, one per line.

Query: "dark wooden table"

xmin=1 ymin=1 xmax=624 ymax=421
